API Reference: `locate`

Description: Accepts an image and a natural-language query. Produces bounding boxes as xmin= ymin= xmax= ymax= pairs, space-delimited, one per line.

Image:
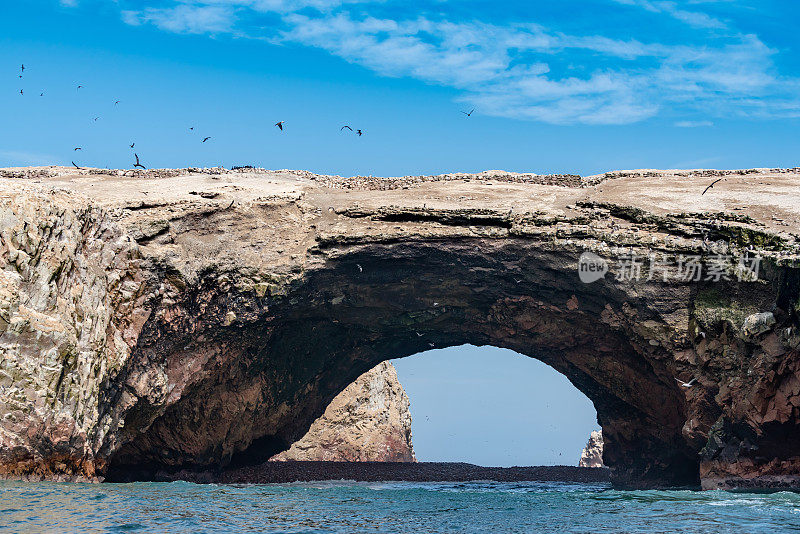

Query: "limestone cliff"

xmin=579 ymin=431 xmax=604 ymax=468
xmin=1 ymin=165 xmax=799 ymax=489
xmin=270 ymin=362 xmax=414 ymax=462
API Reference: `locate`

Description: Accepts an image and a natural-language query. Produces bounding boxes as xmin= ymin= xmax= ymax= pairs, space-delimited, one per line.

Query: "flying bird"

xmin=702 ymin=178 xmax=724 ymax=195
xmin=133 ymin=153 xmax=146 ymax=169
xmin=74 ymin=147 xmax=82 ymax=151
xmin=93 ymin=117 xmax=100 ymax=122
xmin=341 ymin=125 xmax=353 ymax=131
xmin=114 ymin=100 xmax=120 ymax=105
xmin=19 ymin=89 xmax=23 ymax=96
xmin=72 ymin=161 xmax=80 ymax=169
xmin=675 ymin=377 xmax=697 ymax=388
xmin=461 ymin=108 xmax=475 ymax=117
xmin=275 ymin=121 xmax=285 ymax=131
xmin=130 ymin=142 xmax=135 ymax=148
xmin=20 ymin=64 xmax=24 ymax=74
xmin=39 ymin=92 xmax=44 ymax=97
xmin=356 ymin=129 xmax=363 ymax=136
xmin=77 ymin=85 xmax=83 ymax=90
xmin=189 ymin=127 xmax=194 ymax=131
xmin=202 ymin=137 xmax=211 ymax=143
xmin=357 ymin=264 xmax=363 ymax=272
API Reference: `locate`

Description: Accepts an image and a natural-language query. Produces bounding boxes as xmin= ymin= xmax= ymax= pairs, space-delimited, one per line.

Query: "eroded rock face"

xmin=579 ymin=431 xmax=604 ymax=468
xmin=269 ymin=362 xmax=414 ymax=462
xmin=1 ymin=166 xmax=800 ymax=489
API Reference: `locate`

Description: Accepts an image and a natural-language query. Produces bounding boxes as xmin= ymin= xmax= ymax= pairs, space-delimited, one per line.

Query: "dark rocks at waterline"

xmin=129 ymin=462 xmax=611 ymax=485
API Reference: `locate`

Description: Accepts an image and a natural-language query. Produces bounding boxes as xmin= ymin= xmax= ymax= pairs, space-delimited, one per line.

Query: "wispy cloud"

xmin=83 ymin=0 xmax=800 ymax=125
xmin=122 ymin=5 xmax=236 ymax=34
xmin=674 ymin=120 xmax=714 ymax=127
xmin=611 ymin=0 xmax=728 ymax=29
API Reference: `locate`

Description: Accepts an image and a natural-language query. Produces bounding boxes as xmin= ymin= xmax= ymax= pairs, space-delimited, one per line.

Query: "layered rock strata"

xmin=0 ymin=165 xmax=799 ymax=489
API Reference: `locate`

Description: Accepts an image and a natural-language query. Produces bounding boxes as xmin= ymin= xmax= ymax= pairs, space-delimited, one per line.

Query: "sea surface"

xmin=1 ymin=480 xmax=800 ymax=533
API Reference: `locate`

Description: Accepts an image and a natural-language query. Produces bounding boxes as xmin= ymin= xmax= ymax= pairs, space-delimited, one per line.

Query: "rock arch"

xmin=1 ymin=167 xmax=798 ymax=489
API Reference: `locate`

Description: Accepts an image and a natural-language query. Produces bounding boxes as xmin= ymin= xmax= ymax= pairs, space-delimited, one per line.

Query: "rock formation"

xmin=1 ymin=165 xmax=799 ymax=489
xmin=269 ymin=362 xmax=415 ymax=462
xmin=579 ymin=430 xmax=604 ymax=468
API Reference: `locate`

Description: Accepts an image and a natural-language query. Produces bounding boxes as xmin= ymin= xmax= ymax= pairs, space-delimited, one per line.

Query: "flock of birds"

xmin=16 ymin=63 xmax=481 ymax=172
xmin=18 ymin=63 xmax=709 ymax=396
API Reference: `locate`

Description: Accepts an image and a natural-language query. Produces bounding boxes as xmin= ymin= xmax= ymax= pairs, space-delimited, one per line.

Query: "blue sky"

xmin=3 ymin=0 xmax=800 ymax=176
xmin=392 ymin=346 xmax=597 ymax=466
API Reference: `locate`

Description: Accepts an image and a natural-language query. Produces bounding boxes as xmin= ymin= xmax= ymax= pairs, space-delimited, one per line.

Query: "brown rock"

xmin=270 ymin=362 xmax=415 ymax=462
xmin=1 ymin=165 xmax=799 ymax=489
xmin=579 ymin=430 xmax=604 ymax=468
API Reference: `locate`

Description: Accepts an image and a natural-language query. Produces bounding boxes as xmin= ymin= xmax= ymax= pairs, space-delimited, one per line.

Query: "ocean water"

xmin=1 ymin=480 xmax=800 ymax=533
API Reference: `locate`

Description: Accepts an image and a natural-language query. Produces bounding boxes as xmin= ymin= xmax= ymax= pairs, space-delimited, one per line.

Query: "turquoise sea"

xmin=2 ymin=480 xmax=800 ymax=533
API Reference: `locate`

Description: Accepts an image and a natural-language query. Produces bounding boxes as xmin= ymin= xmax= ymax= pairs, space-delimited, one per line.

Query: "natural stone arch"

xmin=105 ymin=240 xmax=702 ymax=487
xmin=1 ymin=166 xmax=798 ymax=490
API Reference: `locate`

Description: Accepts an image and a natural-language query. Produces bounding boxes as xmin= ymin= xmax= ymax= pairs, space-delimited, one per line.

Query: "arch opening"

xmin=392 ymin=344 xmax=599 ymax=467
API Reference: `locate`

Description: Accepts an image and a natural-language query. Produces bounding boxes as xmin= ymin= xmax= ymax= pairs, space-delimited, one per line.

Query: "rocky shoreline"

xmin=114 ymin=462 xmax=611 ymax=485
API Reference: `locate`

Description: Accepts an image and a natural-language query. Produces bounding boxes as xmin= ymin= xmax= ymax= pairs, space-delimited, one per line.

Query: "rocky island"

xmin=1 ymin=165 xmax=799 ymax=490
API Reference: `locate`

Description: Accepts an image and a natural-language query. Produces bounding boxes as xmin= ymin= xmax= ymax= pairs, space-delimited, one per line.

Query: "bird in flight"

xmin=356 ymin=129 xmax=363 ymax=136
xmin=275 ymin=121 xmax=285 ymax=131
xmin=19 ymin=89 xmax=23 ymax=96
xmin=133 ymin=153 xmax=146 ymax=169
xmin=39 ymin=92 xmax=44 ymax=97
xmin=74 ymin=147 xmax=82 ymax=151
xmin=114 ymin=100 xmax=120 ymax=105
xmin=20 ymin=64 xmax=24 ymax=75
xmin=675 ymin=377 xmax=697 ymax=388
xmin=93 ymin=117 xmax=100 ymax=122
xmin=202 ymin=137 xmax=211 ymax=143
xmin=72 ymin=161 xmax=80 ymax=169
xmin=461 ymin=108 xmax=475 ymax=117
xmin=702 ymin=178 xmax=724 ymax=195
xmin=130 ymin=142 xmax=135 ymax=148
xmin=77 ymin=85 xmax=83 ymax=90
xmin=189 ymin=127 xmax=194 ymax=131
xmin=341 ymin=125 xmax=353 ymax=131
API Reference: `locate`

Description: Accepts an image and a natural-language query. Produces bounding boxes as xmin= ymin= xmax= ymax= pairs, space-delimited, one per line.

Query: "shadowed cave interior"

xmin=104 ymin=242 xmax=701 ymax=487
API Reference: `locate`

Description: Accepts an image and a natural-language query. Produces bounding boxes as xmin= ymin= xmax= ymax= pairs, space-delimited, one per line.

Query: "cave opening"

xmin=391 ymin=344 xmax=599 ymax=467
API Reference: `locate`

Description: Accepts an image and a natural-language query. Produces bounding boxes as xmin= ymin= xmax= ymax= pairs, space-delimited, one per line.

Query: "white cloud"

xmin=675 ymin=120 xmax=714 ymax=127
xmin=112 ymin=0 xmax=800 ymax=125
xmin=123 ymin=5 xmax=236 ymax=34
xmin=611 ymin=0 xmax=728 ymax=29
